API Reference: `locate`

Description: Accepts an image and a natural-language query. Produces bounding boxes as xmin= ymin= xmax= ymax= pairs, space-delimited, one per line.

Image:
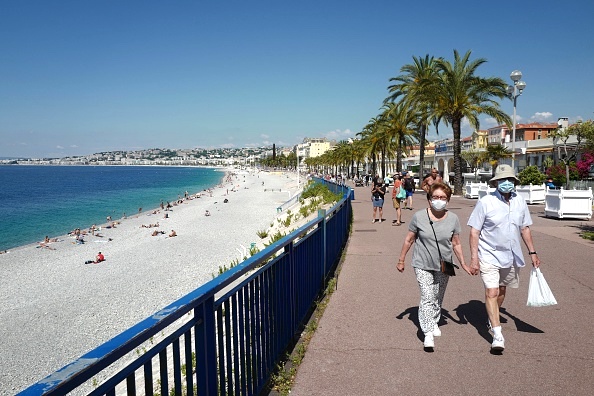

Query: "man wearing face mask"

xmin=468 ymin=164 xmax=541 ymax=352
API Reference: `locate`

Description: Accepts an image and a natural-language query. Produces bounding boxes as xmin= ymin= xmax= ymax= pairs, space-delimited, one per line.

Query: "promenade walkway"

xmin=291 ymin=186 xmax=594 ymax=395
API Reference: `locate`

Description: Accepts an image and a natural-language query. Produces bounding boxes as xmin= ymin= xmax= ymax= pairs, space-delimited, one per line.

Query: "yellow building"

xmin=472 ymin=130 xmax=488 ymax=149
xmin=296 ymin=138 xmax=331 ymax=159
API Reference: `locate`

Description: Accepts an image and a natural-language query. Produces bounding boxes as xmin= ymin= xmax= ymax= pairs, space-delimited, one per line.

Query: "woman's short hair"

xmin=426 ymin=182 xmax=452 ymax=201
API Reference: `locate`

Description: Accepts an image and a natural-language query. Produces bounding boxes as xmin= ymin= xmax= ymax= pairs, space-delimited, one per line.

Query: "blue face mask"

xmin=498 ymin=180 xmax=515 ymax=193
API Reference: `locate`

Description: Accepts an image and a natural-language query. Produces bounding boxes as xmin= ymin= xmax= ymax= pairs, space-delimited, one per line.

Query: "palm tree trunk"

xmin=419 ymin=123 xmax=426 ymax=176
xmin=452 ymin=118 xmax=463 ymax=195
xmin=396 ymin=136 xmax=403 ymax=171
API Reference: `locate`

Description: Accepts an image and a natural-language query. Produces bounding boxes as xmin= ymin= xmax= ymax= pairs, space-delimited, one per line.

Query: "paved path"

xmin=291 ymin=186 xmax=594 ymax=395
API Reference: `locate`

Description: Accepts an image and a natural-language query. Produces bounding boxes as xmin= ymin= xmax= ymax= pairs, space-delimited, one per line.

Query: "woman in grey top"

xmin=396 ymin=182 xmax=471 ymax=350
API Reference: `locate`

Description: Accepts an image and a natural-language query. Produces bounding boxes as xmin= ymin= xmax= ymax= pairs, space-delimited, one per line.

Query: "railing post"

xmin=318 ymin=209 xmax=327 ymax=279
xmin=196 ymin=297 xmax=218 ymax=395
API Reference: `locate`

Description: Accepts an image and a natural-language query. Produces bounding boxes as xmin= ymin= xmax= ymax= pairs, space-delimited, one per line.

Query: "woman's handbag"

xmin=440 ymin=258 xmax=456 ymax=277
xmin=427 ymin=209 xmax=459 ymax=276
xmin=527 ymin=268 xmax=558 ymax=307
xmin=396 ymin=186 xmax=407 ymax=199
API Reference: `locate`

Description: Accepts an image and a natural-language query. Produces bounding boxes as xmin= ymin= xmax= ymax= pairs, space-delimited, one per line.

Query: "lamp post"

xmin=506 ymin=70 xmax=526 ymax=171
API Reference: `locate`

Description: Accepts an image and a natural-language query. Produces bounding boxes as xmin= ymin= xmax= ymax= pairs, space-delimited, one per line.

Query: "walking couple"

xmin=396 ymin=165 xmax=541 ymax=352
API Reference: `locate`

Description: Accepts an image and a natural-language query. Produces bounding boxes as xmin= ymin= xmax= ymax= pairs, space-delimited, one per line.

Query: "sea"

xmin=0 ymin=165 xmax=224 ymax=251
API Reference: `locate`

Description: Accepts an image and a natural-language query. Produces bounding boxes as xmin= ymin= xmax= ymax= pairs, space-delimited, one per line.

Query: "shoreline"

xmin=0 ymin=168 xmax=301 ymax=393
xmin=0 ymin=165 xmax=227 ymax=253
xmin=11 ymin=168 xmax=229 ymax=254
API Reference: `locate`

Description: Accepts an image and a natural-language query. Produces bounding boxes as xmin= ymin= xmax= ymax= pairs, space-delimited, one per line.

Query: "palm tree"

xmin=461 ymin=148 xmax=487 ymax=181
xmin=358 ymin=117 xmax=384 ymax=176
xmin=484 ymin=144 xmax=512 ymax=176
xmin=380 ymin=102 xmax=418 ymax=172
xmin=351 ymin=138 xmax=366 ymax=178
xmin=386 ymin=54 xmax=438 ymax=175
xmin=423 ymin=50 xmax=511 ymax=195
xmin=331 ymin=140 xmax=353 ymax=177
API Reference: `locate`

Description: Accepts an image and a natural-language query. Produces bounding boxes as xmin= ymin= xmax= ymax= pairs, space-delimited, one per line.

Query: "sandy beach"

xmin=0 ymin=169 xmax=302 ymax=393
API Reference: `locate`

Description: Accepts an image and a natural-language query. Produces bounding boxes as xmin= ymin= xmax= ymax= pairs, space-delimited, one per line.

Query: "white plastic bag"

xmin=527 ymin=268 xmax=558 ymax=307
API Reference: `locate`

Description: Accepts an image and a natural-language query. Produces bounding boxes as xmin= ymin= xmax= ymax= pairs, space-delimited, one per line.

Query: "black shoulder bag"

xmin=426 ymin=209 xmax=459 ymax=277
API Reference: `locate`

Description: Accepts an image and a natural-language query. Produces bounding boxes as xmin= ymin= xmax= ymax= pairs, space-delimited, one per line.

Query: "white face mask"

xmin=430 ymin=199 xmax=447 ymax=211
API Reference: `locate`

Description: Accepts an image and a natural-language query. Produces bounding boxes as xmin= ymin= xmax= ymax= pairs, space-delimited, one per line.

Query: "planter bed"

xmin=544 ymin=187 xmax=593 ymax=220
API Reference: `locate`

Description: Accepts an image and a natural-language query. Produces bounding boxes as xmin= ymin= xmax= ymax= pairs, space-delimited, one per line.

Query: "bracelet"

xmin=528 ymin=251 xmax=537 ymax=255
xmin=398 ymin=260 xmax=405 ymax=264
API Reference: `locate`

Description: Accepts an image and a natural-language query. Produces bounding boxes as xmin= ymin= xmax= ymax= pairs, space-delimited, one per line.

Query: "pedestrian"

xmin=371 ymin=179 xmax=386 ymax=223
xmin=422 ymin=168 xmax=443 ymax=193
xmin=396 ymin=182 xmax=471 ymax=350
xmin=402 ymin=172 xmax=415 ymax=210
xmin=391 ymin=174 xmax=404 ymax=226
xmin=467 ymin=164 xmax=541 ymax=352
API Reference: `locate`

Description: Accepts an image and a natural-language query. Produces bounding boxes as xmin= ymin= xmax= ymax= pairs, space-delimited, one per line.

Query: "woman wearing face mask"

xmin=396 ymin=182 xmax=471 ymax=350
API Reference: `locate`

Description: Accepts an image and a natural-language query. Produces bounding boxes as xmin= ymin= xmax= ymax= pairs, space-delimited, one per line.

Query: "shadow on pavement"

xmin=395 ymin=306 xmax=422 ymax=341
xmin=501 ymin=307 xmax=544 ymax=333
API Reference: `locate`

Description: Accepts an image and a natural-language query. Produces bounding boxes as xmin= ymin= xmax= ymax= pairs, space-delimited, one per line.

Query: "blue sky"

xmin=1 ymin=0 xmax=593 ymax=158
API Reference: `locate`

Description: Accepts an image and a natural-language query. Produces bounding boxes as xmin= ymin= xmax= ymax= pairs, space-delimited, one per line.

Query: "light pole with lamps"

xmin=506 ymin=70 xmax=526 ymax=170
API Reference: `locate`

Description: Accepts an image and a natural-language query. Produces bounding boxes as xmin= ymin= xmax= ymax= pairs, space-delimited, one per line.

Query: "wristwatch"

xmin=528 ymin=251 xmax=537 ymax=255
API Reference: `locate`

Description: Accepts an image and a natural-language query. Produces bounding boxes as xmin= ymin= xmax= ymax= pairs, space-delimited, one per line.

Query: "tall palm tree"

xmin=386 ymin=54 xmax=438 ymax=175
xmin=424 ymin=50 xmax=511 ymax=195
xmin=331 ymin=140 xmax=353 ymax=177
xmin=358 ymin=117 xmax=384 ymax=176
xmin=351 ymin=138 xmax=366 ymax=178
xmin=380 ymin=102 xmax=418 ymax=172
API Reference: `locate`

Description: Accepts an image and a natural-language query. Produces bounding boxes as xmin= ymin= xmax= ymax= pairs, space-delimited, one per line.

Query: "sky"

xmin=1 ymin=0 xmax=593 ymax=158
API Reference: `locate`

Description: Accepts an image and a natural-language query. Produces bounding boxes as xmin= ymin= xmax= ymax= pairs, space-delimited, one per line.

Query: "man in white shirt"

xmin=468 ymin=164 xmax=541 ymax=352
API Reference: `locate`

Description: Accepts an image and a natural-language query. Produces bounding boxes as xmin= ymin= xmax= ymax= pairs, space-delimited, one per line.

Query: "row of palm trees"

xmin=310 ymin=50 xmax=513 ymax=195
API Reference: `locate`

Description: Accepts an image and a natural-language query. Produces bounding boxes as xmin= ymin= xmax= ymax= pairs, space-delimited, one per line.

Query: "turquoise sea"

xmin=0 ymin=165 xmax=223 ymax=251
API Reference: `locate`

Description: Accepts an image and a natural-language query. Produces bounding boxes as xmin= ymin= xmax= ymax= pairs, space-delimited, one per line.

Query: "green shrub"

xmin=300 ymin=181 xmax=341 ymax=204
xmin=581 ymin=231 xmax=594 ymax=241
xmin=282 ymin=215 xmax=292 ymax=227
xmin=518 ymin=165 xmax=546 ymax=185
xmin=256 ymin=229 xmax=268 ymax=239
xmin=264 ymin=231 xmax=286 ymax=246
xmin=249 ymin=245 xmax=260 ymax=256
xmin=299 ymin=206 xmax=310 ymax=218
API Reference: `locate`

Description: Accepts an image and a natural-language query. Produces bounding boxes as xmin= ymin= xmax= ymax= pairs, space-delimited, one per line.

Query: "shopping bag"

xmin=527 ymin=268 xmax=558 ymax=307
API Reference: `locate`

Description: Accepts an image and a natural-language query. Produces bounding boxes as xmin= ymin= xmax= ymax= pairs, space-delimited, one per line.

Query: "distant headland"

xmin=0 ymin=147 xmax=280 ymax=166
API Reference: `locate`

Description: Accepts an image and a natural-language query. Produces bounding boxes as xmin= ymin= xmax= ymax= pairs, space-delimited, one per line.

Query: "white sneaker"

xmin=433 ymin=324 xmax=441 ymax=337
xmin=424 ymin=332 xmax=435 ymax=348
xmin=491 ymin=334 xmax=505 ymax=351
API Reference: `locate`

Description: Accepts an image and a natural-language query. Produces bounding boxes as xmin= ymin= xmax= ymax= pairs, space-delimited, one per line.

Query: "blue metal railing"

xmin=20 ymin=178 xmax=352 ymax=396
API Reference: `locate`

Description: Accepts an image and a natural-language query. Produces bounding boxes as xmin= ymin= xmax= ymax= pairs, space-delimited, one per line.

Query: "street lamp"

xmin=506 ymin=70 xmax=526 ymax=170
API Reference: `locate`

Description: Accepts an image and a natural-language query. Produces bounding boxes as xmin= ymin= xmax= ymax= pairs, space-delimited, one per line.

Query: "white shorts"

xmin=480 ymin=261 xmax=520 ymax=289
